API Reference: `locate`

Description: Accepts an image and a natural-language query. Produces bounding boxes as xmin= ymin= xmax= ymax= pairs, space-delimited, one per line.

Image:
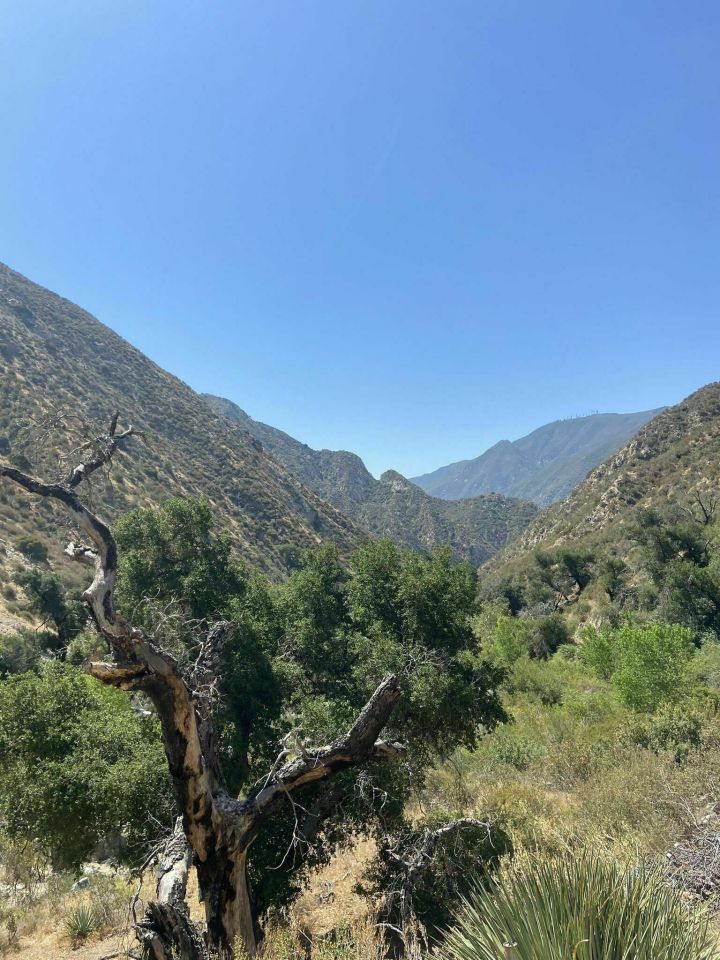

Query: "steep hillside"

xmin=203 ymin=394 xmax=538 ymax=565
xmin=203 ymin=395 xmax=376 ymax=514
xmin=504 ymin=383 xmax=720 ymax=558
xmin=0 ymin=263 xmax=364 ymax=581
xmin=412 ymin=410 xmax=663 ymax=506
xmin=358 ymin=471 xmax=537 ymax=566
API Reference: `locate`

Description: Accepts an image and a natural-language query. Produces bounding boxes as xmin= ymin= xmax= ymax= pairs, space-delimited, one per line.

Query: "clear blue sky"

xmin=1 ymin=1 xmax=719 ymax=477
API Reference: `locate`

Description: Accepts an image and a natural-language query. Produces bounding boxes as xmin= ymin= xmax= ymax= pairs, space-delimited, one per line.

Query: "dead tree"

xmin=0 ymin=414 xmax=403 ymax=959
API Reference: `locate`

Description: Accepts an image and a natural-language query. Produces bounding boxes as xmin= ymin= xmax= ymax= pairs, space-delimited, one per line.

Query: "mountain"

xmin=202 ymin=395 xmax=376 ymax=515
xmin=498 ymin=383 xmax=720 ymax=562
xmin=0 ymin=262 xmax=364 ymax=586
xmin=203 ymin=395 xmax=539 ymax=565
xmin=411 ymin=410 xmax=664 ymax=507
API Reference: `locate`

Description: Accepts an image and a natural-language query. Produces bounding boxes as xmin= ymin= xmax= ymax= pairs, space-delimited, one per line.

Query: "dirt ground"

xmin=2 ymin=840 xmax=376 ymax=959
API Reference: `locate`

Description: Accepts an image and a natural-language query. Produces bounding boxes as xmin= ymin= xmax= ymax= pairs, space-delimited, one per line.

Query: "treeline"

xmin=3 ymin=492 xmax=720 ymax=954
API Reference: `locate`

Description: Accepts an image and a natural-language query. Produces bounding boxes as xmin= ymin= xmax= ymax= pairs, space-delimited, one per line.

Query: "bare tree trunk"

xmin=1 ymin=414 xmax=403 ymax=958
xmin=197 ymin=848 xmax=255 ymax=957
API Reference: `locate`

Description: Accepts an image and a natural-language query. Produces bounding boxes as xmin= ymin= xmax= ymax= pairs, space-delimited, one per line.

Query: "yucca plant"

xmin=441 ymin=852 xmax=717 ymax=960
xmin=63 ymin=903 xmax=98 ymax=945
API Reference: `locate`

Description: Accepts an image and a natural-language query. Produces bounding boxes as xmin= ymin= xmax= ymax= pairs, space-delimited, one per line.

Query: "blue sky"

xmin=1 ymin=1 xmax=719 ymax=477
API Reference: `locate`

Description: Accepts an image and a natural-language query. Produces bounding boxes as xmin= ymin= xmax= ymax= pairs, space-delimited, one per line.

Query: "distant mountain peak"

xmin=379 ymin=469 xmax=414 ymax=490
xmin=488 ymin=381 xmax=720 ymax=575
xmin=412 ymin=408 xmax=665 ymax=507
xmin=204 ymin=394 xmax=538 ymax=565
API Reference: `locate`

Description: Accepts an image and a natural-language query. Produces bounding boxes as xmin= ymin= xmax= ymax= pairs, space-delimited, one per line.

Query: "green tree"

xmin=115 ymin=496 xmax=247 ymax=632
xmin=13 ymin=567 xmax=87 ymax=647
xmin=612 ymin=622 xmax=695 ymax=711
xmin=2 ymin=437 xmax=509 ymax=958
xmin=0 ymin=661 xmax=172 ymax=868
xmin=220 ymin=540 xmax=508 ymax=919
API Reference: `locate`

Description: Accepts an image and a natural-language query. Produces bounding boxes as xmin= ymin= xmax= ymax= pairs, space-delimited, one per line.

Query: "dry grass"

xmin=0 ymin=840 xmax=379 ymax=959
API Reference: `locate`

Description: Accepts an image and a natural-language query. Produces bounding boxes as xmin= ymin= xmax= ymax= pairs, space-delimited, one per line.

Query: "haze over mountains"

xmin=203 ymin=394 xmax=538 ymax=565
xmin=412 ymin=410 xmax=663 ymax=507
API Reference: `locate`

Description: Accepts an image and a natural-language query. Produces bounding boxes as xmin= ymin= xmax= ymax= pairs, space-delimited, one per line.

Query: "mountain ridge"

xmin=412 ymin=409 xmax=664 ymax=506
xmin=203 ymin=394 xmax=539 ymax=566
xmin=0 ymin=262 xmax=365 ymax=583
xmin=483 ymin=382 xmax=720 ymax=582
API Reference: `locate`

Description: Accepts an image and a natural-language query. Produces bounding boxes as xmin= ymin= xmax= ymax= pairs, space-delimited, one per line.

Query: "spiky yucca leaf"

xmin=63 ymin=903 xmax=98 ymax=944
xmin=441 ymin=852 xmax=717 ymax=960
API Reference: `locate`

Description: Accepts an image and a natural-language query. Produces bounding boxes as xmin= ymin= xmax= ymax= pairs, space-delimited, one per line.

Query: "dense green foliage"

xmin=115 ymin=496 xmax=246 ymax=636
xmin=0 ymin=661 xmax=172 ymax=867
xmin=441 ymin=853 xmax=715 ymax=960
xmin=0 ymin=496 xmax=507 ymax=919
xmin=12 ymin=566 xmax=87 ymax=646
xmin=581 ymin=621 xmax=695 ymax=710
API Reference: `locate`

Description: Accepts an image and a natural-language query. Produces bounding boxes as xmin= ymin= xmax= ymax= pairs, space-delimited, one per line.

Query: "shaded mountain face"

xmin=478 ymin=382 xmax=720 ymax=606
xmin=412 ymin=410 xmax=664 ymax=507
xmin=500 ymin=383 xmax=720 ymax=560
xmin=203 ymin=395 xmax=538 ymax=565
xmin=0 ymin=263 xmax=364 ymax=581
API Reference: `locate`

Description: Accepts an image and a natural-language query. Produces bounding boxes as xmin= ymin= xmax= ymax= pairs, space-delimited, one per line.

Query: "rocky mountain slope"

xmin=488 ymin=383 xmax=720 ymax=567
xmin=412 ymin=409 xmax=663 ymax=507
xmin=203 ymin=395 xmax=376 ymax=515
xmin=0 ymin=262 xmax=364 ymax=581
xmin=203 ymin=395 xmax=539 ymax=565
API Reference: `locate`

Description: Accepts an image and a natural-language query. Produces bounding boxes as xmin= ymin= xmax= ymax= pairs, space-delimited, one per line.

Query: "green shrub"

xmin=486 ymin=732 xmax=545 ymax=770
xmin=0 ymin=630 xmax=43 ymax=675
xmin=480 ymin=613 xmax=531 ymax=667
xmin=527 ymin=614 xmax=570 ymax=659
xmin=63 ymin=904 xmax=98 ymax=944
xmin=583 ymin=622 xmax=695 ymax=711
xmin=14 ymin=536 xmax=48 ymax=564
xmin=441 ymin=852 xmax=715 ymax=960
xmin=612 ymin=622 xmax=694 ymax=711
xmin=509 ymin=657 xmax=564 ymax=706
xmin=0 ymin=661 xmax=173 ymax=867
xmin=630 ymin=704 xmax=703 ymax=761
xmin=580 ymin=623 xmax=616 ymax=680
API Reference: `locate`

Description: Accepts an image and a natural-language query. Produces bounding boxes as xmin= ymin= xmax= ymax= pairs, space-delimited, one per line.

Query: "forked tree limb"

xmin=0 ymin=416 xmax=403 ymax=957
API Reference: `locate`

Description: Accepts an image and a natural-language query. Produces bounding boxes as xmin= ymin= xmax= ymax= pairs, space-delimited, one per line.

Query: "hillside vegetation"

xmin=2 ymin=266 xmax=719 ymax=957
xmin=490 ymin=382 xmax=720 ymax=573
xmin=0 ymin=262 xmax=364 ymax=584
xmin=204 ymin=394 xmax=538 ymax=565
xmin=413 ymin=409 xmax=662 ymax=506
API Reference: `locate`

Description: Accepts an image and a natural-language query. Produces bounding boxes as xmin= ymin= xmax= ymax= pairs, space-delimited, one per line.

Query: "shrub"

xmin=527 ymin=614 xmax=570 ymax=659
xmin=582 ymin=621 xmax=695 ymax=711
xmin=509 ymin=657 xmax=564 ymax=706
xmin=63 ymin=904 xmax=98 ymax=945
xmin=630 ymin=704 xmax=703 ymax=761
xmin=480 ymin=613 xmax=531 ymax=667
xmin=579 ymin=624 xmax=617 ymax=680
xmin=0 ymin=661 xmax=173 ymax=867
xmin=0 ymin=630 xmax=44 ymax=675
xmin=612 ymin=622 xmax=694 ymax=711
xmin=441 ymin=852 xmax=715 ymax=960
xmin=486 ymin=732 xmax=545 ymax=770
xmin=14 ymin=536 xmax=48 ymax=564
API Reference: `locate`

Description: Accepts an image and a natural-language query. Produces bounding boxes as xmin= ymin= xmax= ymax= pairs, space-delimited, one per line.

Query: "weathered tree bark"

xmin=1 ymin=414 xmax=403 ymax=959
